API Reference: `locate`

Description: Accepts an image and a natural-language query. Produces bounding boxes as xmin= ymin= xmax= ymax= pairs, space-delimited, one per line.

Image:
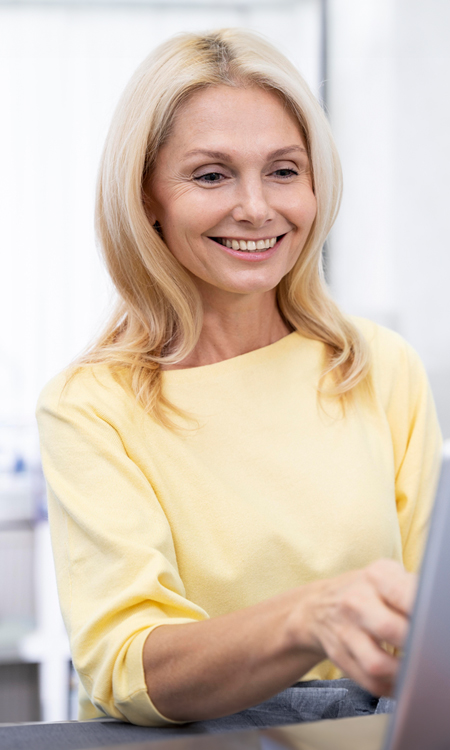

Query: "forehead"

xmin=161 ymin=85 xmax=306 ymax=158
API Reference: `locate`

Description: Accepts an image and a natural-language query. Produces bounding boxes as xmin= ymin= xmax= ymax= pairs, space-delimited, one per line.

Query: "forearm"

xmin=143 ymin=560 xmax=416 ymax=722
xmin=143 ymin=585 xmax=322 ymax=722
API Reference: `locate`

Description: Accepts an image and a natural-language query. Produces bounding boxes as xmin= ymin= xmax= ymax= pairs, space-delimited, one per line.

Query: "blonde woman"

xmin=37 ymin=29 xmax=441 ymax=732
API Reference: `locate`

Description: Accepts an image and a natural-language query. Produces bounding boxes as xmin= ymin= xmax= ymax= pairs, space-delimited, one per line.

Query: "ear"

xmin=153 ymin=220 xmax=163 ymax=238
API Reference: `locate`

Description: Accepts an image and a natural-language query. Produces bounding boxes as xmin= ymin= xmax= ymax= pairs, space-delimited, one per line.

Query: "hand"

xmin=296 ymin=559 xmax=417 ymax=696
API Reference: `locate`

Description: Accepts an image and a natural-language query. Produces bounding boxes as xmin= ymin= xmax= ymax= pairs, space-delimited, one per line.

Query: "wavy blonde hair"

xmin=76 ymin=28 xmax=370 ymax=425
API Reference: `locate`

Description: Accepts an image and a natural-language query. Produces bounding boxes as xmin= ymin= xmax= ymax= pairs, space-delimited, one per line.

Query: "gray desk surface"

xmin=0 ymin=713 xmax=389 ymax=750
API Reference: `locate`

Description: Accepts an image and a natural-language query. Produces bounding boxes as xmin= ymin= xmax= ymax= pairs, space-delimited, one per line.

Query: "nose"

xmin=230 ymin=175 xmax=274 ymax=228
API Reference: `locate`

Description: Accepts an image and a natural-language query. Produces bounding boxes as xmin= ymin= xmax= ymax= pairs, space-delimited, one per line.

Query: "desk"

xmin=0 ymin=713 xmax=389 ymax=750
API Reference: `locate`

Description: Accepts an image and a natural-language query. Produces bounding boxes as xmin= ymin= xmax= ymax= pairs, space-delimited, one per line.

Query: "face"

xmin=145 ymin=85 xmax=317 ymax=304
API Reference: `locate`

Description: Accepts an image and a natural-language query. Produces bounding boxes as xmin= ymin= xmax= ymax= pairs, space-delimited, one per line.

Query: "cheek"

xmin=278 ymin=186 xmax=317 ymax=226
xmin=297 ymin=200 xmax=317 ymax=235
xmin=168 ymin=199 xmax=229 ymax=241
xmin=159 ymin=207 xmax=208 ymax=267
xmin=306 ymin=196 xmax=318 ymax=227
xmin=297 ymin=189 xmax=317 ymax=220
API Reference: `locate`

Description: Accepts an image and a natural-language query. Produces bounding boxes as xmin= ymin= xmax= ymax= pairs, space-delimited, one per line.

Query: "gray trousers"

xmin=164 ymin=679 xmax=396 ymax=736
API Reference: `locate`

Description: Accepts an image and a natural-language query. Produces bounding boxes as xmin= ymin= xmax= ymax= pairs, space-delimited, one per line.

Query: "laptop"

xmin=382 ymin=446 xmax=450 ymax=750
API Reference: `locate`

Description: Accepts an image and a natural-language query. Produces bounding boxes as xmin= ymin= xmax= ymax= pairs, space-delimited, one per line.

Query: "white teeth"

xmin=216 ymin=236 xmax=279 ymax=252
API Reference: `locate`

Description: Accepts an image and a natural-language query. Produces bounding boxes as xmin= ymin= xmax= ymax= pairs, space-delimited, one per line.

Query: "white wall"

xmin=328 ymin=0 xmax=450 ymax=436
xmin=393 ymin=0 xmax=450 ymax=434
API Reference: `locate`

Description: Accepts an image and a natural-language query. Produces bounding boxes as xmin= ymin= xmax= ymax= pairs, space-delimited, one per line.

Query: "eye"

xmin=193 ymin=172 xmax=225 ymax=184
xmin=272 ymin=168 xmax=299 ymax=179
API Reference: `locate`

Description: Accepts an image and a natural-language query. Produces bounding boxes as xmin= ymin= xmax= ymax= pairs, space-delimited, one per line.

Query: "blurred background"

xmin=0 ymin=0 xmax=449 ymax=724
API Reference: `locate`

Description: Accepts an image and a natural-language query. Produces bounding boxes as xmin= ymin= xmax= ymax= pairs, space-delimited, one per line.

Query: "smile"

xmin=210 ymin=235 xmax=284 ymax=252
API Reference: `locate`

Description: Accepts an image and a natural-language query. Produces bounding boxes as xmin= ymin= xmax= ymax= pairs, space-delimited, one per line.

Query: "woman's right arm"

xmin=144 ymin=558 xmax=416 ymax=722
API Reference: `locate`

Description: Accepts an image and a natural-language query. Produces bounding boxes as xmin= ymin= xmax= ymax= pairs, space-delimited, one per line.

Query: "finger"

xmin=365 ymin=559 xmax=418 ymax=616
xmin=335 ymin=575 xmax=410 ymax=649
xmin=358 ymin=596 xmax=410 ymax=650
xmin=338 ymin=648 xmax=395 ymax=697
xmin=335 ymin=628 xmax=399 ymax=697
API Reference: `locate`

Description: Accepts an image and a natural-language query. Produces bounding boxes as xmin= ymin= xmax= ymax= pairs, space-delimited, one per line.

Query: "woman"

xmin=37 ymin=29 xmax=441 ymax=730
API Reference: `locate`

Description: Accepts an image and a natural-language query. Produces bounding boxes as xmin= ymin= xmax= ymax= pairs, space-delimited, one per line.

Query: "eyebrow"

xmin=183 ymin=145 xmax=307 ymax=161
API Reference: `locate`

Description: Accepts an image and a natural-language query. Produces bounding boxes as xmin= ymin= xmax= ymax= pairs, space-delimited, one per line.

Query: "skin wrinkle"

xmin=182 ymin=144 xmax=308 ymax=165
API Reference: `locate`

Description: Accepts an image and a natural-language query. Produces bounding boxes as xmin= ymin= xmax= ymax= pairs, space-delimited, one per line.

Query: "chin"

xmin=226 ymin=274 xmax=285 ymax=296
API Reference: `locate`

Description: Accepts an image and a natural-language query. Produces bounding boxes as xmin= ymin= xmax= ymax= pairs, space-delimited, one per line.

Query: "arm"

xmin=144 ymin=559 xmax=416 ymax=722
xmin=362 ymin=320 xmax=443 ymax=572
xmin=36 ymin=369 xmax=210 ymax=726
xmin=388 ymin=342 xmax=442 ymax=572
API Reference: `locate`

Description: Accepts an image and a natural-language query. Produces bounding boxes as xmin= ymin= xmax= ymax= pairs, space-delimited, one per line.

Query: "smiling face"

xmin=145 ymin=85 xmax=317 ymax=305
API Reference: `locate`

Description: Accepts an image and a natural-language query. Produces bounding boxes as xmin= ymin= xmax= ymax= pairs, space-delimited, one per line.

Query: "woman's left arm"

xmin=382 ymin=333 xmax=442 ymax=572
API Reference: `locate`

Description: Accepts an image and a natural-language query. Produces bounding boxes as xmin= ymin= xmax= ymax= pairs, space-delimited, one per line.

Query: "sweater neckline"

xmin=161 ymin=331 xmax=303 ymax=382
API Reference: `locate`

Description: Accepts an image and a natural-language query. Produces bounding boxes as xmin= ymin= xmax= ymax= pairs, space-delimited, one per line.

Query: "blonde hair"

xmin=77 ymin=28 xmax=370 ymax=425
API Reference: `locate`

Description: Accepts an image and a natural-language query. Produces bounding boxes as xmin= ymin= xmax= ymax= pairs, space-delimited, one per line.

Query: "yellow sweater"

xmin=36 ymin=318 xmax=442 ymax=726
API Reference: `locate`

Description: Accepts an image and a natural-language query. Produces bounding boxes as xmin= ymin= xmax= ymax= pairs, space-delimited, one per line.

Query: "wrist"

xmin=283 ymin=580 xmax=327 ymax=660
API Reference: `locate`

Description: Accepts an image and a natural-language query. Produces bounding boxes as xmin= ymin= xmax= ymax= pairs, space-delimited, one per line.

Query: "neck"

xmin=167 ymin=288 xmax=292 ymax=369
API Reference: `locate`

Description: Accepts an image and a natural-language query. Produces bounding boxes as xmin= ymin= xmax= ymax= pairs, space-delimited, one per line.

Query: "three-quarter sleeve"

xmin=36 ymin=369 xmax=209 ymax=726
xmin=392 ymin=344 xmax=442 ymax=571
xmin=370 ymin=325 xmax=443 ymax=573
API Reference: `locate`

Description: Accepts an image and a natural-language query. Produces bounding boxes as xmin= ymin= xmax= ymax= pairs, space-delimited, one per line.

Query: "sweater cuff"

xmin=115 ymin=620 xmax=198 ymax=726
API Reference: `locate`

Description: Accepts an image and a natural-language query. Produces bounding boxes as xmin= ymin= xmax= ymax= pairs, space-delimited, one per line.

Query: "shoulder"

xmin=351 ymin=316 xmax=425 ymax=375
xmin=351 ymin=315 xmax=415 ymax=358
xmin=36 ymin=363 xmax=135 ymax=423
xmin=349 ymin=316 xmax=430 ymax=407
